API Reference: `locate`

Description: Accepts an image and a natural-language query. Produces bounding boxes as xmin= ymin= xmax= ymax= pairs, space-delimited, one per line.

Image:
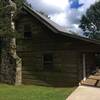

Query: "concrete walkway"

xmin=67 ymin=86 xmax=100 ymax=100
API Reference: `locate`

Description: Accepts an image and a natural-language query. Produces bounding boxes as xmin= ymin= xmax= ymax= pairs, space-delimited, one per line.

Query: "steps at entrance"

xmin=89 ymin=75 xmax=100 ymax=80
xmin=81 ymin=79 xmax=97 ymax=87
xmin=80 ymin=72 xmax=100 ymax=87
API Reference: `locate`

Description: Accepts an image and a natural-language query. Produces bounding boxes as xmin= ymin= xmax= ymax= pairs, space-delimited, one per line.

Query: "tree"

xmin=15 ymin=0 xmax=26 ymax=8
xmin=79 ymin=1 xmax=100 ymax=39
xmin=0 ymin=0 xmax=25 ymax=36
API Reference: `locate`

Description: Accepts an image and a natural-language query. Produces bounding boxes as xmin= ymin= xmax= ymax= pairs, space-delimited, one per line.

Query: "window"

xmin=24 ymin=24 xmax=32 ymax=38
xmin=43 ymin=53 xmax=53 ymax=71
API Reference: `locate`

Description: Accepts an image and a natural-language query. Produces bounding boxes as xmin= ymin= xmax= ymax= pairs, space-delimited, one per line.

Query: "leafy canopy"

xmin=79 ymin=1 xmax=100 ymax=39
xmin=0 ymin=0 xmax=26 ymax=37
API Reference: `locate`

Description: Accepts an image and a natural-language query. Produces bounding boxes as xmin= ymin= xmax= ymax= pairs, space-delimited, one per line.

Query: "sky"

xmin=27 ymin=0 xmax=97 ymax=34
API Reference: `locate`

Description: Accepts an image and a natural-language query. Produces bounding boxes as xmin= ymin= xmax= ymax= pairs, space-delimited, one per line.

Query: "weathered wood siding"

xmin=15 ymin=10 xmax=81 ymax=86
xmin=16 ymin=36 xmax=80 ymax=86
xmin=15 ymin=9 xmax=100 ymax=86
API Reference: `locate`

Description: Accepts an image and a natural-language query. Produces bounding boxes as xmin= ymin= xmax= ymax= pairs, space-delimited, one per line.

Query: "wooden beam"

xmin=83 ymin=53 xmax=86 ymax=81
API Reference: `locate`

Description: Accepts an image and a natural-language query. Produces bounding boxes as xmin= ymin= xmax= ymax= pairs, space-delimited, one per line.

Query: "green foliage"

xmin=0 ymin=84 xmax=75 ymax=100
xmin=15 ymin=0 xmax=26 ymax=8
xmin=0 ymin=1 xmax=10 ymax=35
xmin=79 ymin=1 xmax=100 ymax=39
xmin=0 ymin=0 xmax=25 ymax=37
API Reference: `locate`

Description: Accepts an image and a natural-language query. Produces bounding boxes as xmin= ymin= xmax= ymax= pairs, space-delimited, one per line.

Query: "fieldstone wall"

xmin=0 ymin=37 xmax=22 ymax=85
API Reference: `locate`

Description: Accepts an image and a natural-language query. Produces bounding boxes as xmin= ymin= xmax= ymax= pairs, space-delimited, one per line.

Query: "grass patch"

xmin=0 ymin=84 xmax=76 ymax=100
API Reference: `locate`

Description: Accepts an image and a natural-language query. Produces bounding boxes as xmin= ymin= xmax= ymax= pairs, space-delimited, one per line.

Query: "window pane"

xmin=24 ymin=24 xmax=32 ymax=38
xmin=43 ymin=53 xmax=53 ymax=71
xmin=24 ymin=32 xmax=32 ymax=38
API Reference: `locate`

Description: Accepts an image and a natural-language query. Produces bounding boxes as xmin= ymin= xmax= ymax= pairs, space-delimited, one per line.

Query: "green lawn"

xmin=0 ymin=84 xmax=76 ymax=100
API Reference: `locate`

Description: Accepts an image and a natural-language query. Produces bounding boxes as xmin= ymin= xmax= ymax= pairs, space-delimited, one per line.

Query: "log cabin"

xmin=14 ymin=4 xmax=100 ymax=86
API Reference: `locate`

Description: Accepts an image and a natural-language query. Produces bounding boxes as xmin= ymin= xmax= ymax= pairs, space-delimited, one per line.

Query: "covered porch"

xmin=80 ymin=52 xmax=100 ymax=87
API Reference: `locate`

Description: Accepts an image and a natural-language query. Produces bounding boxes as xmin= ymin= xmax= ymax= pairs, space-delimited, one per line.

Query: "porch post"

xmin=83 ymin=53 xmax=86 ymax=81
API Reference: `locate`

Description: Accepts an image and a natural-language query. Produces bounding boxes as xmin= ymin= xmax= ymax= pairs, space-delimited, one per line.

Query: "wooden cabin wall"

xmin=15 ymin=12 xmax=81 ymax=86
xmin=15 ymin=10 xmax=100 ymax=86
xmin=17 ymin=43 xmax=80 ymax=86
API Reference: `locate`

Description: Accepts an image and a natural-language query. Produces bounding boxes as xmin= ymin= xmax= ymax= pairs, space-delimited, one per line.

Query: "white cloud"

xmin=49 ymin=0 xmax=96 ymax=33
xmin=27 ymin=0 xmax=64 ymax=14
xmin=49 ymin=13 xmax=67 ymax=26
xmin=42 ymin=0 xmax=68 ymax=10
xmin=27 ymin=0 xmax=97 ymax=34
